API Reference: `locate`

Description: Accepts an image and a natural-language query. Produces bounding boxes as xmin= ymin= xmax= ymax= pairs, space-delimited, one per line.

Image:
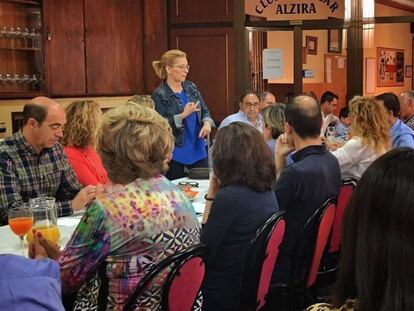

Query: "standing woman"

xmin=61 ymin=100 xmax=109 ymax=186
xmin=152 ymin=49 xmax=215 ymax=180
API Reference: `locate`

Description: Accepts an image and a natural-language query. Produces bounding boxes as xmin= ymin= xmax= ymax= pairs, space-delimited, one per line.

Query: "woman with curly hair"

xmin=332 ymin=96 xmax=391 ymax=179
xmin=62 ymin=100 xmax=109 ymax=186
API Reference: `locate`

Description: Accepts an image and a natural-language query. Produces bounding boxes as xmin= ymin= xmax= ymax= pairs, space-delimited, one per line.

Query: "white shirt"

xmin=331 ymin=137 xmax=385 ymax=179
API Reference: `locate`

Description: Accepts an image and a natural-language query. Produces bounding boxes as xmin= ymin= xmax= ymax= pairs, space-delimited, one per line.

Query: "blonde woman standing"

xmin=152 ymin=49 xmax=215 ymax=180
xmin=332 ymin=96 xmax=391 ymax=179
xmin=62 ymin=100 xmax=109 ymax=186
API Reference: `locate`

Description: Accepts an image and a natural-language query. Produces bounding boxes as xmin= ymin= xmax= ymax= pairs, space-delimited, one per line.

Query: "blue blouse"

xmin=172 ymin=91 xmax=207 ymax=164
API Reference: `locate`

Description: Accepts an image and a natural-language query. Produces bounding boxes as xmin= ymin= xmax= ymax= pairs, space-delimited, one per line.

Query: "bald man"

xmin=0 ymin=97 xmax=96 ymax=225
xmin=268 ymin=95 xmax=341 ymax=291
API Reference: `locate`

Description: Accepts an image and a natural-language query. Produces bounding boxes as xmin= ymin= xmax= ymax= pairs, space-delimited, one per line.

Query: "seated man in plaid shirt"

xmin=0 ymin=97 xmax=97 ymax=225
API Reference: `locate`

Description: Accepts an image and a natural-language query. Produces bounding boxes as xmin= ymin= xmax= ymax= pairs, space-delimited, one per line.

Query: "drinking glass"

xmin=28 ymin=197 xmax=60 ymax=244
xmin=8 ymin=204 xmax=34 ymax=255
xmin=327 ymin=126 xmax=336 ymax=140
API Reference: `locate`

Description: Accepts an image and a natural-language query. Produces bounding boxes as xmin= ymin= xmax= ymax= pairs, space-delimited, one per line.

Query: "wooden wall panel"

xmin=143 ymin=0 xmax=168 ymax=93
xmin=114 ymin=0 xmax=143 ymax=94
xmin=84 ymin=0 xmax=117 ymax=94
xmin=168 ymin=0 xmax=233 ymax=24
xmin=44 ymin=0 xmax=86 ymax=95
xmin=170 ymin=28 xmax=234 ymax=122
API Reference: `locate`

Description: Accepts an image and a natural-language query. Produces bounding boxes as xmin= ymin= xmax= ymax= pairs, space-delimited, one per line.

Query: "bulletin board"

xmin=324 ymin=54 xmax=347 ymax=84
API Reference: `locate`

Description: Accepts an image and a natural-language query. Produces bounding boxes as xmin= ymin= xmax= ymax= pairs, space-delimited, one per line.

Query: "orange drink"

xmin=9 ymin=217 xmax=33 ymax=236
xmin=27 ymin=224 xmax=60 ymax=244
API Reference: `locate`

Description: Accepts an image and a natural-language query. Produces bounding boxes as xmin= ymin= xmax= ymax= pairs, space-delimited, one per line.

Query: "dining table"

xmin=0 ymin=177 xmax=209 ymax=257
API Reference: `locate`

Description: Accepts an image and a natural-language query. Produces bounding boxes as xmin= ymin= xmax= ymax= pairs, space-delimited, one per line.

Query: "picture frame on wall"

xmin=377 ymin=47 xmax=404 ymax=87
xmin=328 ymin=29 xmax=342 ymax=54
xmin=306 ymin=36 xmax=318 ymax=55
xmin=405 ymin=65 xmax=412 ymax=78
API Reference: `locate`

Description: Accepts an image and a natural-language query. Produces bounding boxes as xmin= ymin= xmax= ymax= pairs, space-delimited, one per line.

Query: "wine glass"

xmin=8 ymin=204 xmax=34 ymax=255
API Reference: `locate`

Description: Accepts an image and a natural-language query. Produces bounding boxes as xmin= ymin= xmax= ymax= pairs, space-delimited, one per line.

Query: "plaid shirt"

xmin=0 ymin=131 xmax=81 ymax=225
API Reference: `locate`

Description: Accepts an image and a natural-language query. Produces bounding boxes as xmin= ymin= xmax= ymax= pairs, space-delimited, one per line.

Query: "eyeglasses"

xmin=170 ymin=64 xmax=190 ymax=70
xmin=178 ymin=181 xmax=199 ymax=188
xmin=243 ymin=102 xmax=260 ymax=109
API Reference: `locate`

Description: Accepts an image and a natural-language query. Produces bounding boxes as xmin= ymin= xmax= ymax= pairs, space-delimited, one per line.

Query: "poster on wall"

xmin=377 ymin=47 xmax=404 ymax=87
xmin=263 ymin=49 xmax=283 ymax=79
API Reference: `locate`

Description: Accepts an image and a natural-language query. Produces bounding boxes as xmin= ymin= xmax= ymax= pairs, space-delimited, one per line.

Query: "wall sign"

xmin=263 ymin=49 xmax=283 ymax=79
xmin=245 ymin=0 xmax=344 ymax=21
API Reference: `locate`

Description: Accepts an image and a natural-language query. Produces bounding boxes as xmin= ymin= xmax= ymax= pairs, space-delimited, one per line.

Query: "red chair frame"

xmin=240 ymin=211 xmax=286 ymax=311
xmin=122 ymin=244 xmax=206 ymax=311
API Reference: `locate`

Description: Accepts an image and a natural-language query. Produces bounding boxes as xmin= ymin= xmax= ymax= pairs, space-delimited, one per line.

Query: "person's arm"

xmin=201 ymin=174 xmax=219 ymax=224
xmin=275 ymin=134 xmax=295 ymax=180
xmin=58 ymin=200 xmax=111 ymax=294
xmin=196 ymin=87 xmax=215 ymax=128
xmin=274 ymin=168 xmax=301 ymax=211
xmin=331 ymin=138 xmax=363 ymax=175
xmin=0 ymin=157 xmax=24 ymax=225
xmin=54 ymin=149 xmax=83 ymax=217
xmin=394 ymin=133 xmax=414 ymax=148
xmin=200 ymin=188 xmax=237 ymax=263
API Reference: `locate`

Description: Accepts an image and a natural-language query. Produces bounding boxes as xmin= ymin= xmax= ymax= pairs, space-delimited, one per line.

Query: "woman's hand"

xmin=181 ymin=101 xmax=201 ymax=119
xmin=199 ymin=121 xmax=211 ymax=138
xmin=29 ymin=230 xmax=62 ymax=261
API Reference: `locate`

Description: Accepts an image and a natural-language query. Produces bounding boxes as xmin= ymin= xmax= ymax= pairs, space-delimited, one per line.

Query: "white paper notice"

xmin=326 ymin=58 xmax=332 ymax=83
xmin=263 ymin=49 xmax=283 ymax=79
xmin=338 ymin=57 xmax=345 ymax=69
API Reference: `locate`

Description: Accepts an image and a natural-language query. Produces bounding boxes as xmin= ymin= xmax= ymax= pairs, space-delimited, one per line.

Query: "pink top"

xmin=64 ymin=146 xmax=109 ymax=186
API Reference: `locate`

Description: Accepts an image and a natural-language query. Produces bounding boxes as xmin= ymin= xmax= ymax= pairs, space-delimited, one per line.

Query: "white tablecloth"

xmin=0 ymin=177 xmax=208 ymax=256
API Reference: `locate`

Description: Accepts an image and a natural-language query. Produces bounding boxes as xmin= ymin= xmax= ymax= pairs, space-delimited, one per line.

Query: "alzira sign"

xmin=245 ymin=0 xmax=344 ymax=20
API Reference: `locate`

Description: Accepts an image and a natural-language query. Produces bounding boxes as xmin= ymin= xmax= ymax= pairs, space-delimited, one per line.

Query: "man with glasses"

xmin=0 ymin=97 xmax=97 ymax=225
xmin=218 ymin=90 xmax=263 ymax=132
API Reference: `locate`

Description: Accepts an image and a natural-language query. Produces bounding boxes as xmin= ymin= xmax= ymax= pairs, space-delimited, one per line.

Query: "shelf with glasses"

xmin=1 ymin=0 xmax=40 ymax=6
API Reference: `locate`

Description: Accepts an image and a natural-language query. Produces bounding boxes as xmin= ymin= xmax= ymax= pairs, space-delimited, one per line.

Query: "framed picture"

xmin=405 ymin=65 xmax=412 ymax=78
xmin=328 ymin=29 xmax=342 ymax=54
xmin=377 ymin=47 xmax=404 ymax=87
xmin=306 ymin=36 xmax=318 ymax=55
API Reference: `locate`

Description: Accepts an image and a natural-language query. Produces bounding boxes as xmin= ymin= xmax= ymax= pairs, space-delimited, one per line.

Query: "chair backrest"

xmin=306 ymin=199 xmax=336 ymax=287
xmin=240 ymin=211 xmax=285 ymax=311
xmin=162 ymin=253 xmax=205 ymax=311
xmin=328 ymin=178 xmax=357 ymax=253
xmin=288 ymin=197 xmax=337 ymax=288
xmin=123 ymin=244 xmax=206 ymax=311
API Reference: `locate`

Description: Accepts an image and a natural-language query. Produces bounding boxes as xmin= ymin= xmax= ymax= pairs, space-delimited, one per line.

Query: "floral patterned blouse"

xmin=58 ymin=175 xmax=201 ymax=310
xmin=306 ymin=299 xmax=358 ymax=311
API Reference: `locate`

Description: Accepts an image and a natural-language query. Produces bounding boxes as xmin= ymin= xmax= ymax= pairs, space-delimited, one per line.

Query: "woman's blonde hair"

xmin=61 ymin=100 xmax=102 ymax=148
xmin=126 ymin=95 xmax=155 ymax=109
xmin=261 ymin=104 xmax=286 ymax=139
xmin=152 ymin=49 xmax=187 ymax=80
xmin=349 ymin=96 xmax=391 ymax=153
xmin=97 ymin=104 xmax=173 ymax=184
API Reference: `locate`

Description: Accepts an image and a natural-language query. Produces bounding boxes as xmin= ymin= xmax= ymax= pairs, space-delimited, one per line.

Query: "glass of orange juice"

xmin=27 ymin=197 xmax=60 ymax=244
xmin=8 ymin=204 xmax=33 ymax=255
